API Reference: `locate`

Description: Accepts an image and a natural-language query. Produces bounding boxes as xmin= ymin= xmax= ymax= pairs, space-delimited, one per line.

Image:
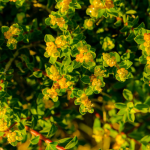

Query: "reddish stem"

xmin=25 ymin=126 xmax=65 ymax=150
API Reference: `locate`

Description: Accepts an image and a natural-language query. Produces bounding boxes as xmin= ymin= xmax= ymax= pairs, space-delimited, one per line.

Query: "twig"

xmin=101 ymin=92 xmax=112 ymax=98
xmin=25 ymin=126 xmax=66 ymax=150
xmin=4 ymin=45 xmax=35 ymax=73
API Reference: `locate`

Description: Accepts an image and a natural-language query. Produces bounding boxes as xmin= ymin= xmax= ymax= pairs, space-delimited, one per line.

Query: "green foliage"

xmin=1 ymin=0 xmax=150 ymax=150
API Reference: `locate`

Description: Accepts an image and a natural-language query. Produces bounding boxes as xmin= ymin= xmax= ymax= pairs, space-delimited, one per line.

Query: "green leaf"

xmin=135 ymin=104 xmax=149 ymax=113
xmin=44 ymin=34 xmax=55 ymax=42
xmin=126 ymin=10 xmax=137 ymax=15
xmin=93 ymin=118 xmax=101 ymax=130
xmin=30 ymin=136 xmax=40 ymax=145
xmin=117 ymin=108 xmax=126 ymax=115
xmin=119 ymin=60 xmax=133 ymax=69
xmin=123 ymin=89 xmax=133 ymax=101
xmin=115 ymin=103 xmax=126 ymax=109
xmin=81 ymin=75 xmax=90 ymax=84
xmin=65 ymin=136 xmax=78 ymax=149
xmin=49 ymin=57 xmax=57 ymax=64
xmin=33 ymin=71 xmax=42 ymax=78
xmin=46 ymin=142 xmax=58 ymax=150
xmin=0 ymin=91 xmax=6 ymax=97
xmin=1 ymin=26 xmax=9 ymax=33
xmin=134 ymin=35 xmax=145 ymax=44
xmin=85 ymin=87 xmax=93 ymax=95
xmin=48 ymin=123 xmax=57 ymax=138
xmin=127 ymin=111 xmax=135 ymax=122
xmin=126 ymin=32 xmax=135 ymax=41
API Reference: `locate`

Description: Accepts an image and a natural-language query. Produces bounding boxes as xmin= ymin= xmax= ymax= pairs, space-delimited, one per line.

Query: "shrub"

xmin=0 ymin=0 xmax=150 ymax=150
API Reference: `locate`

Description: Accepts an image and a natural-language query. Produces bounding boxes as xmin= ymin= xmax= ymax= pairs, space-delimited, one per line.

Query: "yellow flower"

xmin=49 ymin=15 xmax=57 ymax=26
xmin=47 ymin=88 xmax=58 ymax=99
xmin=92 ymin=129 xmax=104 ymax=143
xmin=115 ymin=134 xmax=125 ymax=145
xmin=7 ymin=131 xmax=17 ymax=143
xmin=117 ymin=68 xmax=128 ymax=81
xmin=46 ymin=42 xmax=59 ymax=57
xmin=4 ymin=31 xmax=13 ymax=39
xmin=86 ymin=20 xmax=93 ymax=28
xmin=55 ymin=36 xmax=67 ymax=48
xmin=58 ymin=77 xmax=68 ymax=89
xmin=56 ymin=17 xmax=65 ymax=28
xmin=93 ymin=0 xmax=105 ymax=9
xmin=147 ymin=56 xmax=150 ymax=64
xmin=77 ymin=43 xmax=88 ymax=54
xmin=106 ymin=56 xmax=116 ymax=67
xmin=83 ymin=52 xmax=93 ymax=63
xmin=0 ymin=119 xmax=8 ymax=132
xmin=94 ymin=67 xmax=106 ymax=77
xmin=103 ymin=53 xmax=110 ymax=61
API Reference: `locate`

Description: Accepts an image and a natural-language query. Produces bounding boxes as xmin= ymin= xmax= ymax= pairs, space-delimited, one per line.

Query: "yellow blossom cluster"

xmin=4 ymin=26 xmax=20 ymax=39
xmin=0 ymin=119 xmax=8 ymax=132
xmin=76 ymin=53 xmax=93 ymax=63
xmin=117 ymin=68 xmax=128 ymax=82
xmin=75 ymin=42 xmax=94 ymax=63
xmin=58 ymin=0 xmax=72 ymax=13
xmin=6 ymin=131 xmax=17 ymax=143
xmin=47 ymin=88 xmax=58 ymax=99
xmin=92 ymin=128 xmax=110 ymax=143
xmin=103 ymin=53 xmax=117 ymax=67
xmin=87 ymin=0 xmax=114 ymax=18
xmin=112 ymin=134 xmax=125 ymax=149
xmin=76 ymin=93 xmax=93 ymax=111
xmin=46 ymin=42 xmax=59 ymax=57
xmin=90 ymin=75 xmax=102 ymax=92
xmin=48 ymin=65 xmax=60 ymax=81
xmin=144 ymin=33 xmax=150 ymax=55
xmin=55 ymin=36 xmax=67 ymax=48
xmin=94 ymin=66 xmax=106 ymax=77
xmin=49 ymin=15 xmax=65 ymax=28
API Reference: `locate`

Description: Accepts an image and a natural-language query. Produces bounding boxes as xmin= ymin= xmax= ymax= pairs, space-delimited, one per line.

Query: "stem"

xmin=25 ymin=126 xmax=65 ymax=150
xmin=101 ymin=92 xmax=111 ymax=98
xmin=4 ymin=50 xmax=19 ymax=73
xmin=4 ymin=45 xmax=34 ymax=73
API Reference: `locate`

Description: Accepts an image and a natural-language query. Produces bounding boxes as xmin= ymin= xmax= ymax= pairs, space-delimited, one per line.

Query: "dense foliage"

xmin=0 ymin=0 xmax=150 ymax=150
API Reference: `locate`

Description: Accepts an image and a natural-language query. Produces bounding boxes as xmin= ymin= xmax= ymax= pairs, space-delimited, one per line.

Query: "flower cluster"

xmin=90 ymin=75 xmax=103 ymax=92
xmin=56 ymin=0 xmax=72 ymax=13
xmin=86 ymin=0 xmax=114 ymax=18
xmin=0 ymin=107 xmax=6 ymax=117
xmin=46 ymin=42 xmax=60 ymax=57
xmin=76 ymin=42 xmax=94 ymax=63
xmin=48 ymin=65 xmax=60 ymax=81
xmin=6 ymin=131 xmax=17 ymax=143
xmin=76 ymin=93 xmax=93 ymax=113
xmin=55 ymin=36 xmax=67 ymax=48
xmin=94 ymin=66 xmax=106 ymax=77
xmin=92 ymin=128 xmax=110 ymax=143
xmin=103 ymin=53 xmax=117 ymax=67
xmin=49 ymin=15 xmax=66 ymax=28
xmin=76 ymin=53 xmax=93 ymax=63
xmin=112 ymin=134 xmax=125 ymax=149
xmin=84 ymin=19 xmax=94 ymax=30
xmin=117 ymin=68 xmax=128 ymax=82
xmin=3 ymin=25 xmax=20 ymax=49
xmin=0 ymin=119 xmax=8 ymax=132
xmin=4 ymin=25 xmax=20 ymax=40
xmin=144 ymin=33 xmax=150 ymax=55
xmin=47 ymin=88 xmax=58 ymax=99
